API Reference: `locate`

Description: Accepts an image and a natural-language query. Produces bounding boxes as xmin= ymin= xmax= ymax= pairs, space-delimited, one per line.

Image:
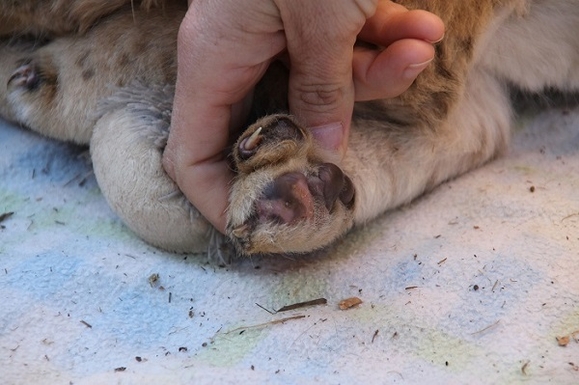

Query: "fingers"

xmin=353 ymin=5 xmax=444 ymax=101
xmin=164 ymin=77 xmax=234 ymax=232
xmin=353 ymin=38 xmax=435 ymax=101
xmin=163 ymin=2 xmax=284 ymax=232
xmin=277 ymin=0 xmax=444 ymax=154
xmin=360 ymin=7 xmax=445 ymax=46
xmin=163 ymin=11 xmax=234 ymax=232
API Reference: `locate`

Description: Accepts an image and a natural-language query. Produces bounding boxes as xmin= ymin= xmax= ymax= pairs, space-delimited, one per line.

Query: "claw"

xmin=7 ymin=62 xmax=40 ymax=90
xmin=231 ymin=223 xmax=249 ymax=238
xmin=242 ymin=126 xmax=262 ymax=151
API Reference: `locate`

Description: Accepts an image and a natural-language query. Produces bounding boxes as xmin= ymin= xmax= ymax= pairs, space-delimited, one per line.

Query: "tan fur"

xmin=0 ymin=0 xmax=173 ymax=36
xmin=1 ymin=0 xmax=578 ymax=256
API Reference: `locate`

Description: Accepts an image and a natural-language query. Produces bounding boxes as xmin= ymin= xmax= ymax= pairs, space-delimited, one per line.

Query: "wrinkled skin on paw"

xmin=226 ymin=114 xmax=356 ymax=255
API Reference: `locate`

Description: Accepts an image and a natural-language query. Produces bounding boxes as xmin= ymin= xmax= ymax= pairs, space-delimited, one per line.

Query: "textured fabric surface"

xmin=1 ymin=105 xmax=578 ymax=384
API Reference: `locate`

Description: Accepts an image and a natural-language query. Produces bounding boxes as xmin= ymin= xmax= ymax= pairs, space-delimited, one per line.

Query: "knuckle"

xmin=297 ymin=83 xmax=344 ymax=112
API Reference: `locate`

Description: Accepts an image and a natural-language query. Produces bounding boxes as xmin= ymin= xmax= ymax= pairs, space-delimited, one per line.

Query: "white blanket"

xmin=1 ymin=105 xmax=578 ymax=384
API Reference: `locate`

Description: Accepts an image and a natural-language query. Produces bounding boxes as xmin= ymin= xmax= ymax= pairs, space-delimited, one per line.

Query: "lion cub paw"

xmin=7 ymin=58 xmax=56 ymax=99
xmin=7 ymin=60 xmax=42 ymax=90
xmin=226 ymin=114 xmax=355 ymax=255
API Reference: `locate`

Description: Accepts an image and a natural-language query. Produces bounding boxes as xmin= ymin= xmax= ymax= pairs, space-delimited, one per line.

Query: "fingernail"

xmin=427 ymin=33 xmax=445 ymax=44
xmin=403 ymin=58 xmax=433 ymax=79
xmin=309 ymin=122 xmax=344 ymax=152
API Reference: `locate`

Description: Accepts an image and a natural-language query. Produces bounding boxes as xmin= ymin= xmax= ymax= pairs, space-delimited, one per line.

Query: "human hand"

xmin=163 ymin=0 xmax=444 ymax=232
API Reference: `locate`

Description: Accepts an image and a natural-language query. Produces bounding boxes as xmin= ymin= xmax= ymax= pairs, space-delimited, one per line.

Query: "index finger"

xmin=359 ymin=3 xmax=445 ymax=46
xmin=164 ymin=3 xmax=285 ymax=232
xmin=167 ymin=73 xmax=234 ymax=232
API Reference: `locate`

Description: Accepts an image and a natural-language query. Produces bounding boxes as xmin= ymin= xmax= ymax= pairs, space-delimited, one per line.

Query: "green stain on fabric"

xmin=268 ymin=270 xmax=330 ymax=311
xmin=413 ymin=328 xmax=478 ymax=370
xmin=27 ymin=205 xmax=75 ymax=228
xmin=0 ymin=189 xmax=33 ymax=254
xmin=196 ymin=326 xmax=266 ymax=367
xmin=342 ymin=304 xmax=480 ymax=369
xmin=0 ymin=185 xmax=134 ymax=246
xmin=0 ymin=189 xmax=27 ymax=213
xmin=513 ymin=165 xmax=537 ymax=175
xmin=552 ymin=308 xmax=579 ymax=338
xmin=83 ymin=216 xmax=135 ymax=240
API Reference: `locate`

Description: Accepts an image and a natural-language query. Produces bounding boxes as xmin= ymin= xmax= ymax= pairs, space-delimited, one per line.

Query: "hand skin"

xmin=163 ymin=0 xmax=445 ymax=233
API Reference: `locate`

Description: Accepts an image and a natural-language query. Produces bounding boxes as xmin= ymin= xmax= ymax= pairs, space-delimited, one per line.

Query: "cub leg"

xmin=0 ymin=6 xmax=222 ymax=257
xmin=479 ymin=0 xmax=579 ymax=92
xmin=346 ymin=67 xmax=511 ymax=226
xmin=1 ymin=6 xmax=182 ymax=144
xmin=90 ymin=84 xmax=216 ymax=254
xmin=225 ymin=67 xmax=512 ymax=256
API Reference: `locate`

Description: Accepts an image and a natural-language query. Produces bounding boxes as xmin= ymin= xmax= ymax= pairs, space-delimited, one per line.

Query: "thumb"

xmin=279 ymin=2 xmax=376 ymax=154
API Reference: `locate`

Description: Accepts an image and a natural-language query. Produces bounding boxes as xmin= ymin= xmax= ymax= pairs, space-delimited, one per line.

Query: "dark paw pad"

xmin=254 ymin=163 xmax=355 ymax=225
xmin=316 ymin=163 xmax=355 ymax=210
xmin=256 ymin=172 xmax=314 ymax=224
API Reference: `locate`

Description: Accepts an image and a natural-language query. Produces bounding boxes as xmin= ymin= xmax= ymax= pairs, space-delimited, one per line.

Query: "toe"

xmin=7 ymin=62 xmax=40 ymax=90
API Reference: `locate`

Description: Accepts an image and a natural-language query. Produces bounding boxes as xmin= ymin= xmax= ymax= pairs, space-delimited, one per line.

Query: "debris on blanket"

xmin=80 ymin=320 xmax=93 ymax=329
xmin=557 ymin=336 xmax=570 ymax=346
xmin=224 ymin=315 xmax=307 ymax=335
xmin=556 ymin=330 xmax=579 ymax=347
xmin=338 ymin=297 xmax=363 ymax=310
xmin=470 ymin=320 xmax=501 ymax=335
xmin=0 ymin=211 xmax=14 ymax=223
xmin=521 ymin=360 xmax=530 ymax=375
xmin=255 ymin=298 xmax=328 ymax=314
xmin=277 ymin=298 xmax=328 ymax=313
xmin=0 ymin=211 xmax=14 ymax=229
xmin=371 ymin=329 xmax=379 ymax=343
xmin=148 ymin=273 xmax=160 ymax=287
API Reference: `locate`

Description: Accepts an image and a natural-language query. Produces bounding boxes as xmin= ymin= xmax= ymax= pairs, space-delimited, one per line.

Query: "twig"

xmin=521 ymin=360 xmax=530 ymax=375
xmin=562 ymin=212 xmax=579 ymax=221
xmin=255 ymin=303 xmax=275 ymax=315
xmin=277 ymin=298 xmax=327 ymax=313
xmin=80 ymin=320 xmax=92 ymax=329
xmin=225 ymin=315 xmax=306 ymax=335
xmin=372 ymin=329 xmax=379 ymax=343
xmin=471 ymin=320 xmax=501 ymax=335
xmin=0 ymin=212 xmax=14 ymax=223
